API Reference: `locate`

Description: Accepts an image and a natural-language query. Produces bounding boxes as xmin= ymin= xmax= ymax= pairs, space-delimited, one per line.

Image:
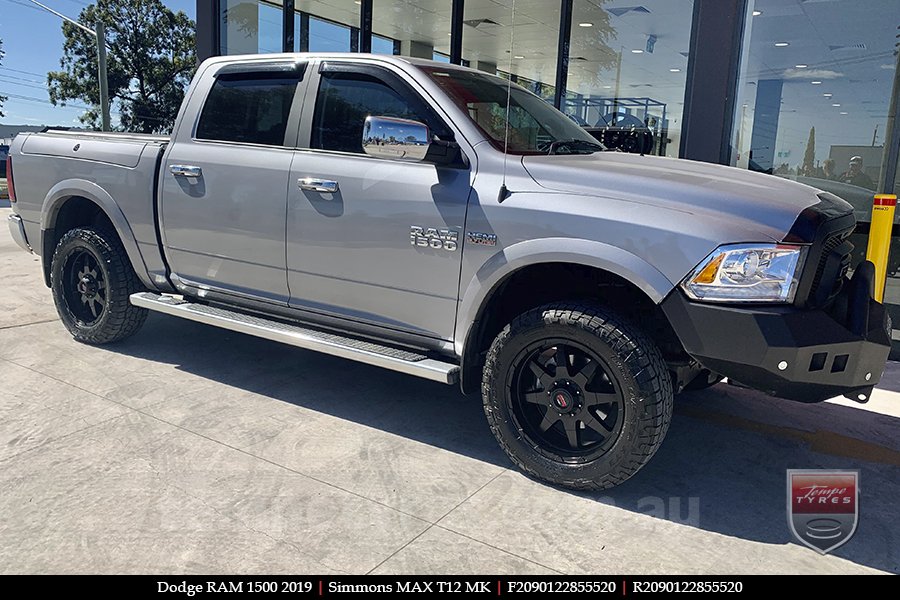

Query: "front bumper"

xmin=7 ymin=213 xmax=31 ymax=252
xmin=662 ymin=266 xmax=891 ymax=403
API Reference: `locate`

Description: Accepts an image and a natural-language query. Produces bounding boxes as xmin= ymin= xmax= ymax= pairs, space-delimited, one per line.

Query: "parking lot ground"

xmin=1 ymin=207 xmax=898 ymax=574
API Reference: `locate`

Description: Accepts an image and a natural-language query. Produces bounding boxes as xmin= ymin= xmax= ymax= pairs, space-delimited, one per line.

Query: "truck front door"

xmin=287 ymin=61 xmax=472 ymax=341
xmin=160 ymin=62 xmax=306 ymax=304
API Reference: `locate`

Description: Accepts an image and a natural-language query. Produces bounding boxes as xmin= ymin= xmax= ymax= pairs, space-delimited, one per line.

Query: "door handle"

xmin=170 ymin=164 xmax=202 ymax=178
xmin=298 ymin=177 xmax=339 ymax=193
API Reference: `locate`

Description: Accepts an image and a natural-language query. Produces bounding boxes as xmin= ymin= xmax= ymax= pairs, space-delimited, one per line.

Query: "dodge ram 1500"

xmin=6 ymin=53 xmax=890 ymax=489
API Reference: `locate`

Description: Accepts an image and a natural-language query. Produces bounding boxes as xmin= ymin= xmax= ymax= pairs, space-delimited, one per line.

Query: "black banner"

xmin=1 ymin=575 xmax=882 ymax=595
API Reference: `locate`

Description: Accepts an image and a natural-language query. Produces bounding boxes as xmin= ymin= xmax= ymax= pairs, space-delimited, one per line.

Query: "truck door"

xmin=160 ymin=61 xmax=307 ymax=304
xmin=287 ymin=61 xmax=471 ymax=340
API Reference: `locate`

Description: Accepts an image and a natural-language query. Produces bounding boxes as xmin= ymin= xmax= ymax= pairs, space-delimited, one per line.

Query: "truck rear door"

xmin=160 ymin=61 xmax=307 ymax=304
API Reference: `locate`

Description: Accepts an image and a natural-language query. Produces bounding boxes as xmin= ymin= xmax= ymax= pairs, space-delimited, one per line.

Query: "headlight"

xmin=681 ymin=244 xmax=805 ymax=303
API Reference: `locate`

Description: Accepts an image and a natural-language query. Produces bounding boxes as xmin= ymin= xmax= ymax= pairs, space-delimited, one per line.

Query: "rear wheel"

xmin=482 ymin=302 xmax=673 ymax=490
xmin=51 ymin=227 xmax=147 ymax=344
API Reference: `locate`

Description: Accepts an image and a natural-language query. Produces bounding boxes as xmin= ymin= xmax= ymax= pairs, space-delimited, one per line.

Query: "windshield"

xmin=421 ymin=67 xmax=604 ymax=155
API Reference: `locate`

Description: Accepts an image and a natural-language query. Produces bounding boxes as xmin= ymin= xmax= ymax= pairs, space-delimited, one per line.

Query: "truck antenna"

xmin=498 ymin=0 xmax=516 ymax=204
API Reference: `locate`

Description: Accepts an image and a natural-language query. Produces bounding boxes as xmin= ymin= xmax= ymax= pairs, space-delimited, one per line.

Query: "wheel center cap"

xmin=549 ymin=379 xmax=583 ymax=414
xmin=552 ymin=390 xmax=573 ymax=411
xmin=78 ymin=276 xmax=97 ymax=298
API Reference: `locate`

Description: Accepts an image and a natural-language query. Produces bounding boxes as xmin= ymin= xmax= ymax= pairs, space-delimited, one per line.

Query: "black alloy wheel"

xmin=512 ymin=340 xmax=624 ymax=459
xmin=62 ymin=248 xmax=108 ymax=326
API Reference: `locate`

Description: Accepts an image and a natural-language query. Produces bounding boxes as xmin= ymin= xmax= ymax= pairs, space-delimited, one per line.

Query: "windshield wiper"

xmin=545 ymin=139 xmax=605 ymax=155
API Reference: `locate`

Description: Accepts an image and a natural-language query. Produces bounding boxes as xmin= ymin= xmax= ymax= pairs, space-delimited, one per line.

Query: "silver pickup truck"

xmin=6 ymin=53 xmax=891 ymax=490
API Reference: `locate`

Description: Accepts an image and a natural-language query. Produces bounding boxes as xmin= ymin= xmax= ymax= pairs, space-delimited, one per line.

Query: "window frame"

xmin=191 ymin=61 xmax=309 ymax=149
xmin=297 ymin=60 xmax=458 ymax=160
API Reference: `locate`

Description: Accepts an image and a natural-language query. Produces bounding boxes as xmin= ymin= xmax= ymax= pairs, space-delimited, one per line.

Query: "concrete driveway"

xmin=1 ymin=207 xmax=898 ymax=575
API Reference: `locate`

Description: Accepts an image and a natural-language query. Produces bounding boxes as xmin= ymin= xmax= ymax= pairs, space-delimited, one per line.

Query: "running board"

xmin=130 ymin=292 xmax=459 ymax=384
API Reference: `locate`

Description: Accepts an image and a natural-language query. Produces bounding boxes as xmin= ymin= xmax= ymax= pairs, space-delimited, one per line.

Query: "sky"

xmin=0 ymin=0 xmax=196 ymax=127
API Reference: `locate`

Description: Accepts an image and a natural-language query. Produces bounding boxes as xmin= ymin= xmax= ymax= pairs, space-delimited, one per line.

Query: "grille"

xmin=808 ymin=228 xmax=853 ymax=306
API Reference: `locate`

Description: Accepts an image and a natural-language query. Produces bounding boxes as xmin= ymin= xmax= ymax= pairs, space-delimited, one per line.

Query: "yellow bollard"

xmin=865 ymin=193 xmax=897 ymax=302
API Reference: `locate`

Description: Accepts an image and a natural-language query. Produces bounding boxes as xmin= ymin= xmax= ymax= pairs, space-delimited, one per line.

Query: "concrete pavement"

xmin=1 ymin=206 xmax=898 ymax=574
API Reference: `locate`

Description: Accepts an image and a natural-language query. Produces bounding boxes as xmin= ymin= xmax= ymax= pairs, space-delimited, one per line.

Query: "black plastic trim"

xmin=786 ymin=193 xmax=856 ymax=309
xmin=553 ymin=0 xmax=573 ymax=110
xmin=216 ymin=61 xmax=307 ymax=79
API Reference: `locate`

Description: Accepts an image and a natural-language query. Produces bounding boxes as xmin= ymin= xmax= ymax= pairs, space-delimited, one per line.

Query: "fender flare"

xmin=454 ymin=237 xmax=675 ymax=357
xmin=40 ymin=179 xmax=152 ymax=288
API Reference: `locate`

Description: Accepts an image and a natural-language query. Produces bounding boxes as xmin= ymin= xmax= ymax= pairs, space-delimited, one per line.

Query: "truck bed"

xmin=9 ymin=129 xmax=171 ymax=290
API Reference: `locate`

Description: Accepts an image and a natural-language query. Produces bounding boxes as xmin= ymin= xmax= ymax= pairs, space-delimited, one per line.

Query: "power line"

xmin=3 ymin=92 xmax=173 ymax=124
xmin=0 ymin=78 xmax=48 ymax=91
xmin=0 ymin=66 xmax=47 ymax=78
xmin=3 ymin=91 xmax=94 ymax=111
xmin=0 ymin=73 xmax=46 ymax=85
xmin=0 ymin=0 xmax=46 ymax=13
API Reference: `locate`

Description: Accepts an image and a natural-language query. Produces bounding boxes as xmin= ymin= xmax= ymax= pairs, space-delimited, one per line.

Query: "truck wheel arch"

xmin=40 ymin=181 xmax=151 ymax=289
xmin=455 ymin=238 xmax=677 ymax=394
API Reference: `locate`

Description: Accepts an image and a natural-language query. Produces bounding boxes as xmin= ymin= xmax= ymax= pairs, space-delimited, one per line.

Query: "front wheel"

xmin=50 ymin=226 xmax=148 ymax=344
xmin=482 ymin=302 xmax=673 ymax=490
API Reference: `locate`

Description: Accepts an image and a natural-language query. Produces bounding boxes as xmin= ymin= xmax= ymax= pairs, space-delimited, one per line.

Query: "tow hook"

xmin=844 ymin=386 xmax=874 ymax=404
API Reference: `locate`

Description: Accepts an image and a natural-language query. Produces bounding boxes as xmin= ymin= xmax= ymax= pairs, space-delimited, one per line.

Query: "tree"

xmin=47 ymin=0 xmax=196 ymax=133
xmin=802 ymin=126 xmax=816 ymax=177
xmin=0 ymin=38 xmax=7 ymax=118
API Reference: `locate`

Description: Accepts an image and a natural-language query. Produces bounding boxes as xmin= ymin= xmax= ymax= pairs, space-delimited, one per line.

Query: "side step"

xmin=130 ymin=292 xmax=459 ymax=384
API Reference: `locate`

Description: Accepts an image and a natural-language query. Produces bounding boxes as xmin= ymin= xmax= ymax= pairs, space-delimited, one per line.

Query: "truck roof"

xmin=201 ymin=52 xmax=477 ymax=74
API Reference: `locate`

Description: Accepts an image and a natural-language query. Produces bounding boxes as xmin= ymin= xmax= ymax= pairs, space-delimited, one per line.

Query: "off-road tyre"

xmin=50 ymin=226 xmax=147 ymax=344
xmin=482 ymin=302 xmax=673 ymax=490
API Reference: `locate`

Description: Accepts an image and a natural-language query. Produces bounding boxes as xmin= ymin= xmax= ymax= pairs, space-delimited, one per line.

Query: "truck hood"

xmin=522 ymin=152 xmax=838 ymax=241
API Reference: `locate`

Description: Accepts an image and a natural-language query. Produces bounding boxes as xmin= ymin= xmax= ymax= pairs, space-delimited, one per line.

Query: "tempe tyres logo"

xmin=787 ymin=470 xmax=859 ymax=554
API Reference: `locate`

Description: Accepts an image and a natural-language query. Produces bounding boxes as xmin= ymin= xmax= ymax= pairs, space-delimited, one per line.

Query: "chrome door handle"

xmin=170 ymin=164 xmax=202 ymax=177
xmin=298 ymin=177 xmax=339 ymax=193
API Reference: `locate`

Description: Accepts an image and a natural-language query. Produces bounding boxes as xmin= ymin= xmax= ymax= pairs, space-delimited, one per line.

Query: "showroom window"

xmin=462 ymin=0 xmax=561 ymax=98
xmin=308 ymin=15 xmax=353 ymax=52
xmin=564 ymin=0 xmax=692 ymax=157
xmin=732 ymin=1 xmax=896 ymax=200
xmin=731 ymin=0 xmax=900 ymax=315
xmin=371 ymin=1 xmax=452 ymax=60
xmin=372 ymin=34 xmax=400 ymax=55
xmin=196 ymin=72 xmax=301 ymax=146
xmin=220 ymin=0 xmax=284 ymax=54
xmin=291 ymin=2 xmax=361 ymax=52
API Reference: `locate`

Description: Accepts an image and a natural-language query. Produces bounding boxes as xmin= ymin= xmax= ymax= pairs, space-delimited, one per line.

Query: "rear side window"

xmin=197 ymin=71 xmax=301 ymax=146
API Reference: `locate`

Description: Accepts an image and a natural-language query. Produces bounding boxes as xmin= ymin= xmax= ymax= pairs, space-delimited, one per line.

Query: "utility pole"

xmin=95 ymin=22 xmax=110 ymax=131
xmin=29 ymin=1 xmax=110 ymax=131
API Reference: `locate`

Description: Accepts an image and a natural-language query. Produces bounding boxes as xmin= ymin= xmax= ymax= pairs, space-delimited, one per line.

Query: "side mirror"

xmin=362 ymin=116 xmax=431 ymax=162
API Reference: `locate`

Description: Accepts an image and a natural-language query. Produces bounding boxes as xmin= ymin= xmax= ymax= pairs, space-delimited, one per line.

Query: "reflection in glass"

xmin=372 ymin=1 xmax=451 ymax=60
xmin=309 ymin=16 xmax=352 ymax=52
xmin=463 ymin=0 xmax=560 ymax=97
xmin=565 ymin=0 xmax=691 ymax=157
xmin=731 ymin=0 xmax=896 ymax=222
xmin=221 ymin=0 xmax=284 ymax=54
xmin=362 ymin=116 xmax=431 ymax=162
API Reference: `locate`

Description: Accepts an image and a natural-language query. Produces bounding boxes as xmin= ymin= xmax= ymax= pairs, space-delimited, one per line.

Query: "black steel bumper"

xmin=662 ymin=264 xmax=891 ymax=403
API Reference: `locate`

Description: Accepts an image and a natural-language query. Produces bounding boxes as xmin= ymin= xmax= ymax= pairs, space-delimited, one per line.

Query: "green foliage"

xmin=47 ymin=0 xmax=196 ymax=133
xmin=802 ymin=126 xmax=816 ymax=176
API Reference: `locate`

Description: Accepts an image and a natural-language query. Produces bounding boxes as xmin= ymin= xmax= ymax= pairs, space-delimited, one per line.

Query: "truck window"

xmin=422 ymin=67 xmax=601 ymax=155
xmin=311 ymin=70 xmax=438 ymax=154
xmin=196 ymin=72 xmax=300 ymax=146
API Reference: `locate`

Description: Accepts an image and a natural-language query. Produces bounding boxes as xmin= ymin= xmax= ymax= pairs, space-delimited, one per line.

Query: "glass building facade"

xmin=199 ymin=0 xmax=900 ymax=324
